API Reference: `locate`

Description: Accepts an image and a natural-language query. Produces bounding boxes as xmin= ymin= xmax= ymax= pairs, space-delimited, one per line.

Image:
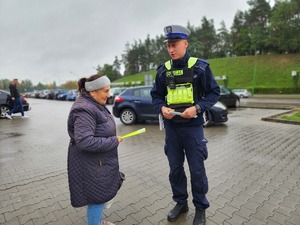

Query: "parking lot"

xmin=0 ymin=98 xmax=299 ymax=225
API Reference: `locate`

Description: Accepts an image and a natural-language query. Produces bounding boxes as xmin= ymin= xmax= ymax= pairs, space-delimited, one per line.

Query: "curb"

xmin=240 ymin=104 xmax=295 ymax=110
xmin=261 ymin=109 xmax=300 ymax=125
xmin=239 ymin=103 xmax=300 ymax=125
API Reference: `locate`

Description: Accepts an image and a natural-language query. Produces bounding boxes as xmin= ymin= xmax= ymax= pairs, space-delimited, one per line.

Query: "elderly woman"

xmin=67 ymin=74 xmax=124 ymax=225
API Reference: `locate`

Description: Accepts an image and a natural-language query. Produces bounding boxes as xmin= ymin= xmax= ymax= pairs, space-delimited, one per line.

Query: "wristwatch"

xmin=195 ymin=104 xmax=201 ymax=114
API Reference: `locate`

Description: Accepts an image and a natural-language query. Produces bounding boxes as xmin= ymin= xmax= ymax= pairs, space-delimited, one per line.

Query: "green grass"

xmin=281 ymin=110 xmax=300 ymax=121
xmin=114 ymin=70 xmax=157 ymax=83
xmin=209 ymin=54 xmax=300 ymax=89
xmin=114 ymin=54 xmax=300 ymax=90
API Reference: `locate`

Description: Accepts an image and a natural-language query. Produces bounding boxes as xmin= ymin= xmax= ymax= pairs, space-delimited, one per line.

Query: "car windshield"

xmin=220 ymin=87 xmax=231 ymax=94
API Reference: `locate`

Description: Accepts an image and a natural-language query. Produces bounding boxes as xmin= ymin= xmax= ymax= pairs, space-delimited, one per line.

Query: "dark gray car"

xmin=112 ymin=86 xmax=228 ymax=126
xmin=0 ymin=89 xmax=30 ymax=118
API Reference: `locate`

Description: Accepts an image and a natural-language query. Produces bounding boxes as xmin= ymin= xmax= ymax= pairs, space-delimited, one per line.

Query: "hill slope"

xmin=114 ymin=54 xmax=300 ymax=92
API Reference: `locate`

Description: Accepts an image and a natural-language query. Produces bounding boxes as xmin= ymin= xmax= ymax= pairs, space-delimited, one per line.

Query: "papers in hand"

xmin=169 ymin=111 xmax=198 ymax=118
xmin=159 ymin=113 xmax=164 ymax=130
xmin=169 ymin=111 xmax=183 ymax=116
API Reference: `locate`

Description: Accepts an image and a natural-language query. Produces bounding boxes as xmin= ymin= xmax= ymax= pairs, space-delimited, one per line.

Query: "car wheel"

xmin=203 ymin=110 xmax=212 ymax=127
xmin=234 ymin=99 xmax=240 ymax=108
xmin=0 ymin=105 xmax=10 ymax=118
xmin=120 ymin=108 xmax=136 ymax=125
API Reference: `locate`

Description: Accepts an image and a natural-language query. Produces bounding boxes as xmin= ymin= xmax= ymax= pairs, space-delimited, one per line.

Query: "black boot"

xmin=193 ymin=208 xmax=206 ymax=225
xmin=167 ymin=203 xmax=189 ymax=222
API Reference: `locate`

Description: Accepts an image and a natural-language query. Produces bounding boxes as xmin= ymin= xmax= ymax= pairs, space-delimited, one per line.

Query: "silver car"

xmin=232 ymin=89 xmax=251 ymax=98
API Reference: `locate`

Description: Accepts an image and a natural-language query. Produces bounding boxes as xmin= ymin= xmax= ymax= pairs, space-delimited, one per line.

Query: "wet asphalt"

xmin=0 ymin=98 xmax=299 ymax=225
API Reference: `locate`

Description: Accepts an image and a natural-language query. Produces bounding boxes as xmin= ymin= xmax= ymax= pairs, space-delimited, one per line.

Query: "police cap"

xmin=164 ymin=25 xmax=191 ymax=42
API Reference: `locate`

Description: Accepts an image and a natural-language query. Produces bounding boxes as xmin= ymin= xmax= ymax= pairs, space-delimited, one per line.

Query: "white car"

xmin=232 ymin=89 xmax=251 ymax=98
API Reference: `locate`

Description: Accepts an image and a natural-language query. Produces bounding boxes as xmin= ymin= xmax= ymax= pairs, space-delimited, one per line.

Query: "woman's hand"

xmin=117 ymin=136 xmax=123 ymax=143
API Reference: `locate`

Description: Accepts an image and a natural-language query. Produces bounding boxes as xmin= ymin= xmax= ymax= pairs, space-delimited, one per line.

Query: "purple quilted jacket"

xmin=67 ymin=92 xmax=122 ymax=207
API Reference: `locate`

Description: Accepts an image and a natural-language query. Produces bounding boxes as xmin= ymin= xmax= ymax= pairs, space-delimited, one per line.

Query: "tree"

xmin=95 ymin=1 xmax=299 ymax=76
xmin=231 ymin=10 xmax=252 ymax=56
xmin=122 ymin=41 xmax=140 ymax=76
xmin=52 ymin=81 xmax=57 ymax=89
xmin=152 ymin=35 xmax=169 ymax=68
xmin=60 ymin=81 xmax=77 ymax=90
xmin=113 ymin=56 xmax=121 ymax=74
xmin=97 ymin=63 xmax=120 ymax=82
xmin=268 ymin=0 xmax=300 ymax=53
xmin=188 ymin=24 xmax=205 ymax=58
xmin=246 ymin=0 xmax=271 ymax=54
xmin=20 ymin=79 xmax=34 ymax=93
xmin=0 ymin=79 xmax=11 ymax=91
xmin=36 ymin=82 xmax=46 ymax=90
xmin=199 ymin=17 xmax=218 ymax=58
xmin=216 ymin=21 xmax=232 ymax=57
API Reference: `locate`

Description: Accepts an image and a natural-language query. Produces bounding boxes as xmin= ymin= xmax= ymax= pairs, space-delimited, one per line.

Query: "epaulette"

xmin=198 ymin=58 xmax=209 ymax=64
xmin=156 ymin=64 xmax=164 ymax=71
xmin=196 ymin=58 xmax=209 ymax=72
xmin=156 ymin=64 xmax=166 ymax=77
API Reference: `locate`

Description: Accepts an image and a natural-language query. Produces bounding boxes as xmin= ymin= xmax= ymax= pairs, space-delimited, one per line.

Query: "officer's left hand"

xmin=181 ymin=106 xmax=197 ymax=119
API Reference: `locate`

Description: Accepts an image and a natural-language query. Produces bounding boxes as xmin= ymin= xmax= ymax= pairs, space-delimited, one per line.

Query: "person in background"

xmin=6 ymin=78 xmax=28 ymax=119
xmin=67 ymin=74 xmax=124 ymax=225
xmin=151 ymin=25 xmax=220 ymax=225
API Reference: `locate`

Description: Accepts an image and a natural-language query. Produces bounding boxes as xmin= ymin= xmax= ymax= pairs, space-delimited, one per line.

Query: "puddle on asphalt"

xmin=0 ymin=132 xmax=23 ymax=140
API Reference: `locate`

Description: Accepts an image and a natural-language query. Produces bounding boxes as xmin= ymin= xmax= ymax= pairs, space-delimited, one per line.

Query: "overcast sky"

xmin=0 ymin=0 xmax=272 ymax=85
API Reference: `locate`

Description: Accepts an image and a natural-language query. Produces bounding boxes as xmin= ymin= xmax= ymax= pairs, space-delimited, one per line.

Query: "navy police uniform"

xmin=150 ymin=25 xmax=220 ymax=211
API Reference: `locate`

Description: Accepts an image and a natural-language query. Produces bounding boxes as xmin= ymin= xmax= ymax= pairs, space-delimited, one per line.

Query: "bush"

xmin=254 ymin=87 xmax=300 ymax=94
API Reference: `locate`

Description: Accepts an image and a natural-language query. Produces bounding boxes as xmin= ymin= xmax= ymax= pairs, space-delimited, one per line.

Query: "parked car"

xmin=45 ymin=90 xmax=56 ymax=99
xmin=39 ymin=90 xmax=51 ymax=99
xmin=219 ymin=86 xmax=240 ymax=108
xmin=0 ymin=89 xmax=30 ymax=118
xmin=106 ymin=87 xmax=126 ymax=104
xmin=53 ymin=89 xmax=67 ymax=100
xmin=232 ymin=89 xmax=251 ymax=98
xmin=112 ymin=86 xmax=228 ymax=126
xmin=57 ymin=90 xmax=68 ymax=100
xmin=66 ymin=89 xmax=78 ymax=101
xmin=203 ymin=101 xmax=228 ymax=127
xmin=28 ymin=91 xmax=38 ymax=98
xmin=34 ymin=91 xmax=42 ymax=98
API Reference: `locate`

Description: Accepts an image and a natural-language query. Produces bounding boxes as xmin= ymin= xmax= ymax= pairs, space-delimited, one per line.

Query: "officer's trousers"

xmin=164 ymin=124 xmax=209 ymax=209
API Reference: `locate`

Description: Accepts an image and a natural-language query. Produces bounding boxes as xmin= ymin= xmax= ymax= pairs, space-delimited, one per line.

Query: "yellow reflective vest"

xmin=165 ymin=57 xmax=198 ymax=106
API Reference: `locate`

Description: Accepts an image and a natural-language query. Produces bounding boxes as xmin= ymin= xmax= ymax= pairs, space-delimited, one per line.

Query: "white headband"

xmin=85 ymin=76 xmax=111 ymax=91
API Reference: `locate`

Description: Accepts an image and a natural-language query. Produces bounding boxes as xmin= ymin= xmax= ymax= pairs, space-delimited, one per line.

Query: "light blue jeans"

xmin=87 ymin=203 xmax=105 ymax=225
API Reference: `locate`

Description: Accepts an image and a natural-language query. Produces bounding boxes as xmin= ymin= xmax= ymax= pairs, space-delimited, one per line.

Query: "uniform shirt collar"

xmin=172 ymin=52 xmax=190 ymax=68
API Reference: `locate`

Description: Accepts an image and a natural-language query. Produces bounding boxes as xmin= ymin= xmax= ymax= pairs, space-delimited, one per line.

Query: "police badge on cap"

xmin=164 ymin=25 xmax=191 ymax=42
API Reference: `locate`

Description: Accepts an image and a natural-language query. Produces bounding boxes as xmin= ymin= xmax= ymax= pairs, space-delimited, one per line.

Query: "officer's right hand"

xmin=161 ymin=106 xmax=175 ymax=120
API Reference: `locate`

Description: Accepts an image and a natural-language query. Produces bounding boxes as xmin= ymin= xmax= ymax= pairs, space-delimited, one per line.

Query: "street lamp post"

xmin=249 ymin=33 xmax=257 ymax=96
xmin=251 ymin=48 xmax=257 ymax=96
xmin=70 ymin=71 xmax=81 ymax=79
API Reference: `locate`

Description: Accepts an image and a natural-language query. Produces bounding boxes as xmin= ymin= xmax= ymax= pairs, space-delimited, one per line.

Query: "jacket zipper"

xmin=97 ymin=160 xmax=102 ymax=177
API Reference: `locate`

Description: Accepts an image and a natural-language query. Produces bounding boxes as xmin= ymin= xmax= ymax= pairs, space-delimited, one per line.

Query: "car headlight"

xmin=214 ymin=101 xmax=227 ymax=110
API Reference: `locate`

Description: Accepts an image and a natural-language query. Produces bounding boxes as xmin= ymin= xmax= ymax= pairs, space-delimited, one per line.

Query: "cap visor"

xmin=164 ymin=37 xmax=186 ymax=43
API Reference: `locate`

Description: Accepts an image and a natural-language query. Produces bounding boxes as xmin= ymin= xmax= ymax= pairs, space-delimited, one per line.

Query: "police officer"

xmin=150 ymin=25 xmax=220 ymax=225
